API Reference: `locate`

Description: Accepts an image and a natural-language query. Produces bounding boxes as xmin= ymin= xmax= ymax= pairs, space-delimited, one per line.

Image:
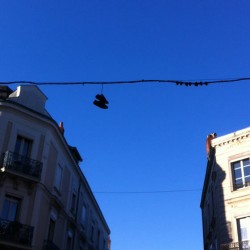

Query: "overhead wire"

xmin=3 ymin=183 xmax=244 ymax=195
xmin=93 ymin=188 xmax=202 ymax=194
xmin=1 ymin=78 xmax=249 ymax=193
xmin=0 ymin=77 xmax=250 ymax=86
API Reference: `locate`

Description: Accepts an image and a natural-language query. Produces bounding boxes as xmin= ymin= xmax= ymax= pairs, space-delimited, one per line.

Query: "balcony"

xmin=1 ymin=151 xmax=43 ymax=180
xmin=221 ymin=241 xmax=250 ymax=250
xmin=43 ymin=240 xmax=60 ymax=250
xmin=0 ymin=218 xmax=33 ymax=246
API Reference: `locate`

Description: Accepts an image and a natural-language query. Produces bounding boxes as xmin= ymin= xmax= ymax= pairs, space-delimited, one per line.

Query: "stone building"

xmin=0 ymin=85 xmax=111 ymax=250
xmin=201 ymin=128 xmax=250 ymax=250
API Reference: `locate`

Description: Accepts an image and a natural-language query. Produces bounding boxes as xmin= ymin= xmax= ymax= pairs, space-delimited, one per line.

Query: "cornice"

xmin=212 ymin=130 xmax=250 ymax=149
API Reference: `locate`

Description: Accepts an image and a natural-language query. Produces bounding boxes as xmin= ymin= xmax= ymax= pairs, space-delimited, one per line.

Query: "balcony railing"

xmin=1 ymin=151 xmax=43 ymax=180
xmin=0 ymin=218 xmax=33 ymax=246
xmin=43 ymin=240 xmax=60 ymax=250
xmin=221 ymin=241 xmax=250 ymax=250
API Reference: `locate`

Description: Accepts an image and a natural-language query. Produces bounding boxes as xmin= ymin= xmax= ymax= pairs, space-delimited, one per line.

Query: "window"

xmin=237 ymin=217 xmax=250 ymax=247
xmin=67 ymin=230 xmax=73 ymax=250
xmin=81 ymin=205 xmax=87 ymax=226
xmin=14 ymin=135 xmax=33 ymax=157
xmin=209 ymin=243 xmax=213 ymax=250
xmin=96 ymin=229 xmax=100 ymax=249
xmin=54 ymin=164 xmax=63 ymax=191
xmin=70 ymin=192 xmax=76 ymax=212
xmin=67 ymin=236 xmax=72 ymax=250
xmin=1 ymin=195 xmax=21 ymax=221
xmin=103 ymin=239 xmax=106 ymax=250
xmin=48 ymin=218 xmax=56 ymax=241
xmin=47 ymin=210 xmax=57 ymax=241
xmin=214 ymin=239 xmax=218 ymax=250
xmin=90 ymin=225 xmax=94 ymax=242
xmin=232 ymin=159 xmax=250 ymax=189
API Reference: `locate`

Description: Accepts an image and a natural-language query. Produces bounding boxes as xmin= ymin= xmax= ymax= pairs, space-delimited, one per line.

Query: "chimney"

xmin=59 ymin=122 xmax=65 ymax=135
xmin=108 ymin=235 xmax=111 ymax=250
xmin=206 ymin=133 xmax=217 ymax=159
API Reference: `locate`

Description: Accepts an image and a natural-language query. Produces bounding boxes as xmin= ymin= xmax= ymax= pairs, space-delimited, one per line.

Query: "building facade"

xmin=0 ymin=85 xmax=111 ymax=250
xmin=201 ymin=129 xmax=250 ymax=250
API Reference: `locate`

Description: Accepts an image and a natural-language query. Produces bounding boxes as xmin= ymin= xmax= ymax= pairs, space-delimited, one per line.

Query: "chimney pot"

xmin=59 ymin=122 xmax=65 ymax=135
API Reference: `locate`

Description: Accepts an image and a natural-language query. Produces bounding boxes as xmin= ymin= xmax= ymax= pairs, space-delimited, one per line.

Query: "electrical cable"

xmin=0 ymin=77 xmax=250 ymax=86
xmin=93 ymin=188 xmax=202 ymax=194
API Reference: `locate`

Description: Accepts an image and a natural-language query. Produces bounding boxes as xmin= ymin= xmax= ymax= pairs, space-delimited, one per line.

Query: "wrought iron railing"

xmin=221 ymin=240 xmax=250 ymax=250
xmin=0 ymin=218 xmax=33 ymax=246
xmin=1 ymin=151 xmax=43 ymax=180
xmin=43 ymin=240 xmax=60 ymax=250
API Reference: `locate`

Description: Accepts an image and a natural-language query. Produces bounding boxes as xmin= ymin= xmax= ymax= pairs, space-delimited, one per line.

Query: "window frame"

xmin=54 ymin=164 xmax=63 ymax=192
xmin=90 ymin=224 xmax=95 ymax=242
xmin=231 ymin=158 xmax=250 ymax=190
xmin=47 ymin=217 xmax=56 ymax=241
xmin=14 ymin=135 xmax=33 ymax=157
xmin=67 ymin=229 xmax=73 ymax=250
xmin=237 ymin=217 xmax=250 ymax=244
xmin=97 ymin=229 xmax=100 ymax=249
xmin=1 ymin=195 xmax=21 ymax=222
xmin=70 ymin=191 xmax=76 ymax=213
xmin=103 ymin=239 xmax=107 ymax=250
xmin=47 ymin=210 xmax=57 ymax=242
xmin=81 ymin=204 xmax=87 ymax=227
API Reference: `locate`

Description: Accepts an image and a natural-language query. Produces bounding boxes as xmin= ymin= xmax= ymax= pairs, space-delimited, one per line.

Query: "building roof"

xmin=8 ymin=85 xmax=50 ymax=116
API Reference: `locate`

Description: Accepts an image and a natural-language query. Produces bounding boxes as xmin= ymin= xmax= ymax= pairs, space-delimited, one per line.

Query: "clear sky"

xmin=1 ymin=1 xmax=250 ymax=249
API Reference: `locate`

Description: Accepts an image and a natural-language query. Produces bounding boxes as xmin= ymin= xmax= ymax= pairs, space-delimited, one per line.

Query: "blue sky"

xmin=1 ymin=1 xmax=250 ymax=249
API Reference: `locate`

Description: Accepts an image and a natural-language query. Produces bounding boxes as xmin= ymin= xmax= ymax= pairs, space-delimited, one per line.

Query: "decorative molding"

xmin=214 ymin=133 xmax=250 ymax=149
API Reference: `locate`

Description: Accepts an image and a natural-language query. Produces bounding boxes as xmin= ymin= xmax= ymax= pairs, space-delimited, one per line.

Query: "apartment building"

xmin=201 ymin=129 xmax=250 ymax=250
xmin=0 ymin=85 xmax=111 ymax=250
